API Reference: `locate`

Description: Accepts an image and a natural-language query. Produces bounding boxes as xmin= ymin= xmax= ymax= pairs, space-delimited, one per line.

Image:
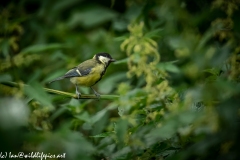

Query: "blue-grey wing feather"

xmin=64 ymin=67 xmax=92 ymax=78
xmin=49 ymin=59 xmax=96 ymax=83
xmin=79 ymin=68 xmax=92 ymax=76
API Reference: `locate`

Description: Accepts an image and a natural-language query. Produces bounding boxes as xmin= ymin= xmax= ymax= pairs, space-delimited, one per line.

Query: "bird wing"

xmin=63 ymin=59 xmax=96 ymax=78
xmin=63 ymin=67 xmax=91 ymax=78
xmin=49 ymin=59 xmax=96 ymax=83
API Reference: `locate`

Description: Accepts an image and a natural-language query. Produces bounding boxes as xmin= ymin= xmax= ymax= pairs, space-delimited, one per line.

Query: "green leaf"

xmin=116 ymin=119 xmax=128 ymax=143
xmin=98 ymin=72 xmax=126 ymax=94
xmin=111 ymin=146 xmax=131 ymax=159
xmin=90 ymin=132 xmax=114 ymax=138
xmin=0 ymin=39 xmax=10 ymax=58
xmin=24 ymin=82 xmax=54 ymax=110
xmin=145 ymin=28 xmax=163 ymax=38
xmin=157 ymin=62 xmax=180 ymax=73
xmin=203 ymin=68 xmax=220 ymax=75
xmin=114 ymin=35 xmax=129 ymax=41
xmin=75 ymin=111 xmax=90 ymax=122
xmin=68 ymin=5 xmax=117 ymax=28
xmin=91 ymin=109 xmax=108 ymax=124
xmin=113 ymin=58 xmax=128 ymax=64
xmin=90 ymin=103 xmax=118 ymax=124
xmin=21 ymin=43 xmax=69 ymax=54
xmin=0 ymin=74 xmax=12 ymax=82
xmin=50 ymin=106 xmax=68 ymax=121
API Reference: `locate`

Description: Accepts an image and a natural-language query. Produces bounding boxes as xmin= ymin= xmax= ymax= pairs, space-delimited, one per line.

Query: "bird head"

xmin=94 ymin=53 xmax=116 ymax=66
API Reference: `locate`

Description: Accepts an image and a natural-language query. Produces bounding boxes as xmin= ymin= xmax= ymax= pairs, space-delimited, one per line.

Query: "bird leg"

xmin=90 ymin=87 xmax=100 ymax=98
xmin=75 ymin=85 xmax=81 ymax=99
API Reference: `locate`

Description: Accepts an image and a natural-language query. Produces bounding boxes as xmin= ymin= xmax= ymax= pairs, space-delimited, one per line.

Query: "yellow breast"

xmin=70 ymin=64 xmax=105 ymax=87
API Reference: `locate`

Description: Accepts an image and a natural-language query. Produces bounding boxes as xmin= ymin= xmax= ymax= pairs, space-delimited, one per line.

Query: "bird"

xmin=49 ymin=53 xmax=116 ymax=98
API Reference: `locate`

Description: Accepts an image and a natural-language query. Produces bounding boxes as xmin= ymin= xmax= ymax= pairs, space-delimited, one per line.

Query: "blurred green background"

xmin=1 ymin=0 xmax=240 ymax=159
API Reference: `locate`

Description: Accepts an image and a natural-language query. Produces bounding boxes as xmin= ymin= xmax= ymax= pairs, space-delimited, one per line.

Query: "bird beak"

xmin=110 ymin=58 xmax=116 ymax=62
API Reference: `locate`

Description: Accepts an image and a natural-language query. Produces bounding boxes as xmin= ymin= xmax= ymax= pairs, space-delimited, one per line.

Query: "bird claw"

xmin=75 ymin=85 xmax=82 ymax=99
xmin=91 ymin=87 xmax=100 ymax=99
xmin=94 ymin=92 xmax=101 ymax=99
xmin=76 ymin=92 xmax=81 ymax=99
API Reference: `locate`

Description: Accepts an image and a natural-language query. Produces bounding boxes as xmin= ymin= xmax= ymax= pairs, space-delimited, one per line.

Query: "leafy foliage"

xmin=1 ymin=0 xmax=240 ymax=160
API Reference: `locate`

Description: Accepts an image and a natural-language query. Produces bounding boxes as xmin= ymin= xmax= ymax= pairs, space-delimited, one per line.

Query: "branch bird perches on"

xmin=1 ymin=81 xmax=119 ymax=100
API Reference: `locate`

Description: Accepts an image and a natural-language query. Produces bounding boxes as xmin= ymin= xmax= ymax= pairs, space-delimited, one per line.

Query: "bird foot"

xmin=90 ymin=87 xmax=100 ymax=99
xmin=93 ymin=91 xmax=100 ymax=99
xmin=76 ymin=91 xmax=81 ymax=99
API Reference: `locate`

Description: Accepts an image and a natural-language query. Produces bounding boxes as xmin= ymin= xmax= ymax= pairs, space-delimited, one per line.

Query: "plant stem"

xmin=1 ymin=81 xmax=119 ymax=100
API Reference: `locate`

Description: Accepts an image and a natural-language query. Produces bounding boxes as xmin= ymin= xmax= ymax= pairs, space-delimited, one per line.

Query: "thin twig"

xmin=1 ymin=81 xmax=119 ymax=100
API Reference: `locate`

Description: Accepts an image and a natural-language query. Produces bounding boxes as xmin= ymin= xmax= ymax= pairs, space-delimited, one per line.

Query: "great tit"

xmin=49 ymin=53 xmax=116 ymax=98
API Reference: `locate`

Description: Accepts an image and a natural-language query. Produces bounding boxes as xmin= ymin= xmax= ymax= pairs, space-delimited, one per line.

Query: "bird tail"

xmin=49 ymin=76 xmax=65 ymax=84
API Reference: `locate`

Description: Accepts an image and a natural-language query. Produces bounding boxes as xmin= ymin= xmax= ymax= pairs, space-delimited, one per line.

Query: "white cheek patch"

xmin=99 ymin=56 xmax=109 ymax=64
